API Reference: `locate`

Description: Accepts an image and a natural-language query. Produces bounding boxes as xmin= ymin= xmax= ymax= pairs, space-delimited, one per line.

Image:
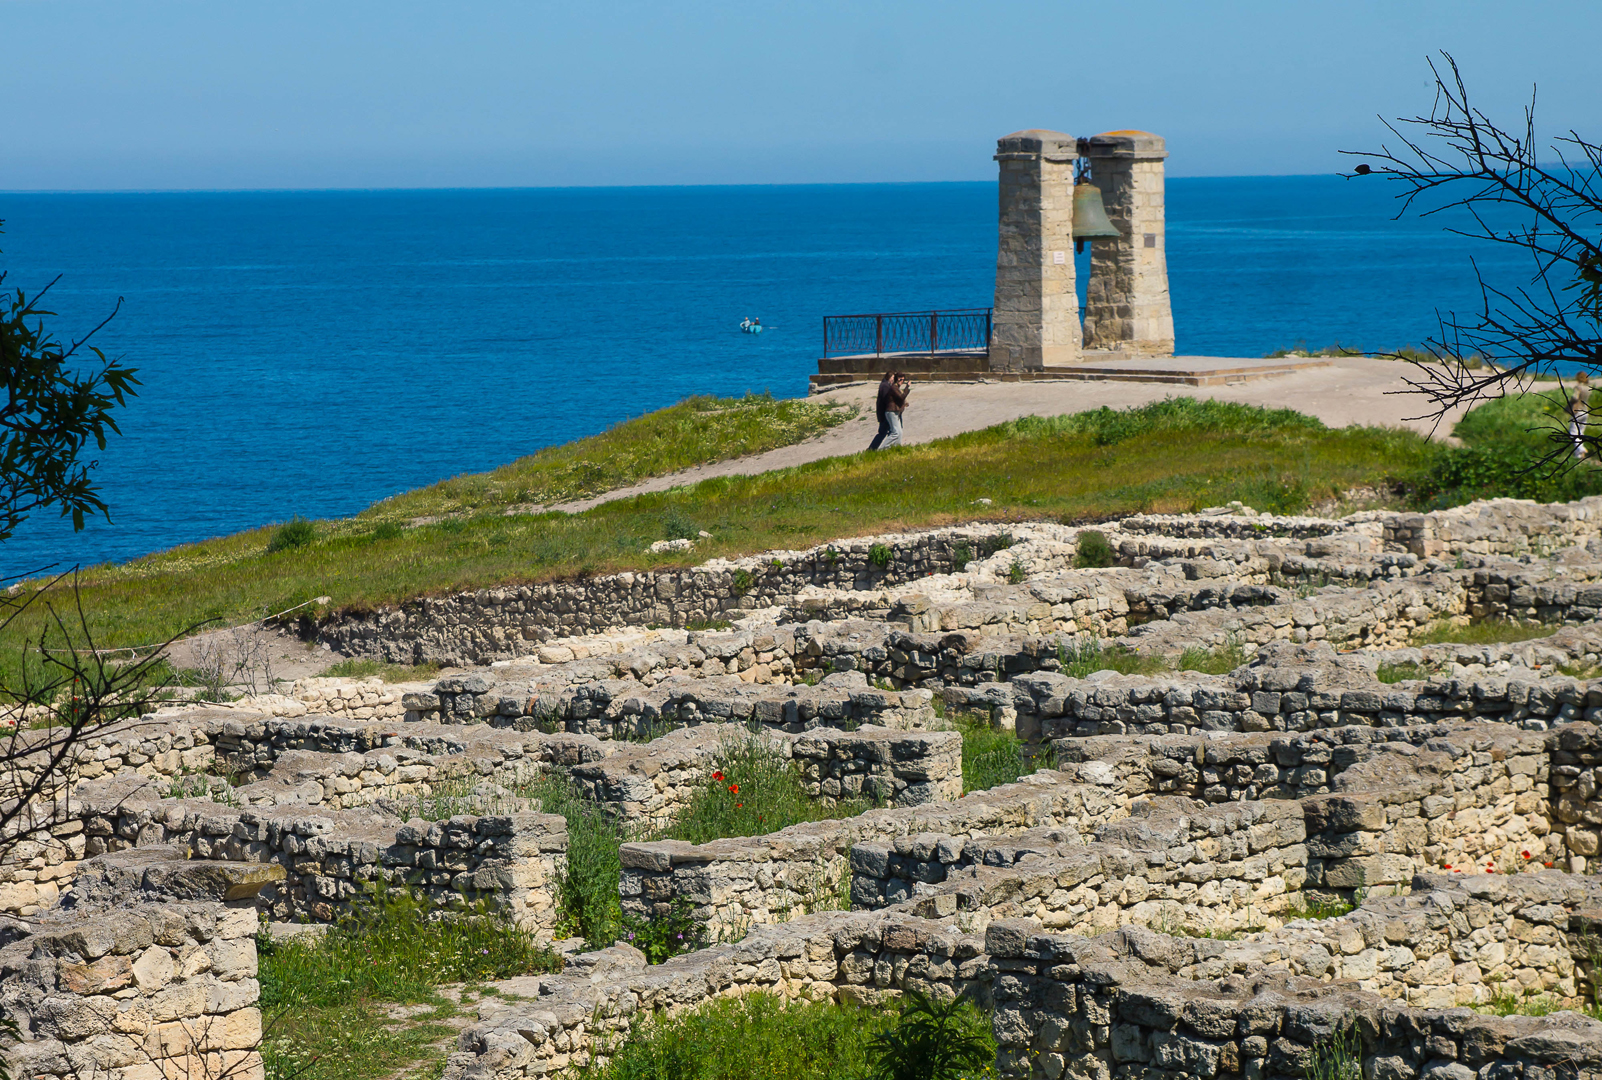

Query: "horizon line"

xmin=0 ymin=171 xmax=1353 ymax=196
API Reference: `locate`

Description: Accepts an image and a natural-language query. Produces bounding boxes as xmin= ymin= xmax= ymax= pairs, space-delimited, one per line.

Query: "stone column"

xmin=991 ymin=129 xmax=1080 ymax=370
xmin=1081 ymin=131 xmax=1175 ymax=355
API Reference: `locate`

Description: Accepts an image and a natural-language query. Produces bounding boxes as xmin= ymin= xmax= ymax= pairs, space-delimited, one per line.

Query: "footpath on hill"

xmin=552 ymin=357 xmax=1487 ymax=513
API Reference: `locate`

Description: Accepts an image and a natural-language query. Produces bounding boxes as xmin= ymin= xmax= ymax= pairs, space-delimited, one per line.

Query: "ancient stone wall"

xmin=985 ymin=908 xmax=1602 ymax=1080
xmin=619 ymin=772 xmax=1126 ymax=940
xmin=417 ymin=668 xmax=937 ymax=736
xmin=852 ymin=796 xmax=1308 ymax=936
xmin=569 ymin=724 xmax=961 ymax=828
xmin=67 ymin=790 xmax=567 ymax=939
xmin=444 ymin=870 xmax=1602 ymax=1080
xmin=318 ymin=525 xmax=1022 ymax=666
xmin=0 ymin=900 xmax=264 ymax=1080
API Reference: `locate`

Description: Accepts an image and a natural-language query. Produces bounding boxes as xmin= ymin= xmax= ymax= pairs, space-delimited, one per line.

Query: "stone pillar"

xmin=1081 ymin=131 xmax=1175 ymax=355
xmin=991 ymin=130 xmax=1080 ymax=370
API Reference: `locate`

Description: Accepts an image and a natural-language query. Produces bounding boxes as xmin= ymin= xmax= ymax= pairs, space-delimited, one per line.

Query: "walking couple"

xmin=869 ymin=371 xmax=910 ymax=450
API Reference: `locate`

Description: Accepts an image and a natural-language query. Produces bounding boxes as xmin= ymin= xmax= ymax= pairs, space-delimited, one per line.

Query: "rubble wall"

xmin=444 ymin=870 xmax=1602 ymax=1080
xmin=619 ymin=773 xmax=1127 ymax=939
xmin=0 ymin=901 xmax=264 ymax=1080
xmin=68 ymin=791 xmax=568 ymax=940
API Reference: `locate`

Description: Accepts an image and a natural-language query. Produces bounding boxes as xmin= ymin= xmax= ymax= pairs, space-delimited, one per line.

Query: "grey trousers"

xmin=869 ymin=411 xmax=903 ymax=450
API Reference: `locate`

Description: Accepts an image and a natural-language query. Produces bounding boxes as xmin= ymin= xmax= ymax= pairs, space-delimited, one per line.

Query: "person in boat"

xmin=869 ymin=371 xmax=910 ymax=450
xmin=740 ymin=317 xmax=752 ymax=332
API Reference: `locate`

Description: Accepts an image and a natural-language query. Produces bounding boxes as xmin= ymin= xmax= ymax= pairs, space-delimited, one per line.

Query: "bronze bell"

xmin=1072 ymin=180 xmax=1121 ymax=253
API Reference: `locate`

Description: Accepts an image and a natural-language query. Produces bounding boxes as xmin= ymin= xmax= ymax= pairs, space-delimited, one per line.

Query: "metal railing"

xmin=822 ymin=308 xmax=992 ymax=360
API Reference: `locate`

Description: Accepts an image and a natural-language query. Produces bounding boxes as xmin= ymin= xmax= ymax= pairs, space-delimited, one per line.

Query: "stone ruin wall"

xmin=13 ymin=496 xmax=1602 ymax=1077
xmin=446 ymin=871 xmax=1602 ymax=1080
xmin=308 ymin=497 xmax=1602 ymax=670
xmin=0 ymin=898 xmax=265 ymax=1080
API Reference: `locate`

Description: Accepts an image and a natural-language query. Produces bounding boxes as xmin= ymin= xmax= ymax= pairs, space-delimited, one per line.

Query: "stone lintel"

xmin=995 ymin=129 xmax=1078 ymax=163
xmin=1082 ymin=130 xmax=1168 ymax=161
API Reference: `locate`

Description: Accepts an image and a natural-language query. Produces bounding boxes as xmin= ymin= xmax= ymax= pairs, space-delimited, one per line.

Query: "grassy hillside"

xmin=6 ymin=396 xmax=1442 ymax=674
xmin=1414 ymin=389 xmax=1602 ymax=507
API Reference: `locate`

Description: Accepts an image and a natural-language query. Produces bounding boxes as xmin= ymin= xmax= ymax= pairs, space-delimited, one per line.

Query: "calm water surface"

xmin=0 ymin=178 xmax=1529 ymax=574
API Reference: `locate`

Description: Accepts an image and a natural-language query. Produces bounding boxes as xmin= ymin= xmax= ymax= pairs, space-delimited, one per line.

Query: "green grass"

xmin=952 ymin=713 xmax=1055 ymax=794
xmin=258 ymin=882 xmax=562 ymax=1080
xmin=1053 ymin=634 xmax=1243 ymax=679
xmin=570 ymin=992 xmax=997 ymax=1080
xmin=318 ymin=657 xmax=443 ymax=682
xmin=1376 ymin=660 xmax=1430 ymax=683
xmin=1056 ymin=636 xmax=1168 ymax=678
xmin=374 ymin=391 xmax=853 ymax=519
xmin=656 ymin=729 xmax=872 ymax=845
xmin=1410 ymin=619 xmax=1562 ymax=647
xmin=1413 ymin=389 xmax=1602 ymax=509
xmin=0 ymin=397 xmax=1442 ymax=687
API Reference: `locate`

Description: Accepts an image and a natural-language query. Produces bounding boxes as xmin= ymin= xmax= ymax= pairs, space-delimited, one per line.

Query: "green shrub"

xmin=576 ymin=993 xmax=888 ymax=1080
xmin=620 ymin=896 xmax=706 ymax=965
xmin=372 ymin=521 xmax=404 ymax=541
xmin=1056 ymin=635 xmax=1166 ymax=679
xmin=661 ymin=508 xmax=699 ymax=541
xmin=1407 ymin=390 xmax=1602 ymax=508
xmin=522 ymin=772 xmax=625 ymax=945
xmin=659 ymin=730 xmax=869 ymax=845
xmin=983 ymin=532 xmax=1014 ymax=555
xmin=869 ymin=543 xmax=892 ymax=568
xmin=867 ymin=991 xmax=994 ymax=1080
xmin=1074 ymin=529 xmax=1114 ymax=568
xmin=257 ymin=880 xmax=561 ymax=1010
xmin=732 ymin=568 xmax=754 ymax=594
xmin=266 ymin=516 xmax=317 ymax=554
xmin=955 ymin=712 xmax=1055 ymax=794
xmin=1304 ymin=1017 xmax=1363 ymax=1080
xmin=1007 ymin=559 xmax=1026 ymax=584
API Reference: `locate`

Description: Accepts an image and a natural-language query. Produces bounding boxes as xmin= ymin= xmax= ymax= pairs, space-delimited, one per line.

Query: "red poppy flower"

xmin=1545 ymin=861 xmax=1555 ymax=868
xmin=729 ymin=784 xmax=739 ymax=794
xmin=1522 ymin=851 xmax=1532 ymax=859
xmin=1443 ymin=864 xmax=1451 ymax=870
xmin=736 ymin=803 xmax=743 ymax=808
xmin=712 ymin=771 xmax=724 ymax=781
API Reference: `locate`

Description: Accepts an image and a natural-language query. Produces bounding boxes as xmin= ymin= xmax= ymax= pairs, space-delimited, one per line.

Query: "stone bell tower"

xmin=990 ymin=130 xmax=1081 ymax=370
xmin=1081 ymin=131 xmax=1175 ymax=355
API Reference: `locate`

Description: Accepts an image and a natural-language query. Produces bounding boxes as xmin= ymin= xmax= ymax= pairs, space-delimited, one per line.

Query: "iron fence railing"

xmin=821 ymin=308 xmax=991 ymax=360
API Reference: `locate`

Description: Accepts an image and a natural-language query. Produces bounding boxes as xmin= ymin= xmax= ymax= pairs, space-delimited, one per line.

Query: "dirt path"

xmin=553 ymin=357 xmax=1487 ymax=513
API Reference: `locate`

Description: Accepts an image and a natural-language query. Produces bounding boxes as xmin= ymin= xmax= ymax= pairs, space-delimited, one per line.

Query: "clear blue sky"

xmin=4 ymin=0 xmax=1598 ymax=190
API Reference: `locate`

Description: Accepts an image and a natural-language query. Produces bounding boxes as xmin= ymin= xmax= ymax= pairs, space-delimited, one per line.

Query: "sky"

xmin=3 ymin=0 xmax=1600 ymax=190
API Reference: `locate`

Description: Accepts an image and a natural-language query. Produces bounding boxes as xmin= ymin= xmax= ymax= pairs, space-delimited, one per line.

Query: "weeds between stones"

xmin=1073 ymin=529 xmax=1115 ymax=569
xmin=657 ymin=729 xmax=873 ymax=845
xmin=1410 ymin=619 xmax=1563 ymax=647
xmin=945 ymin=711 xmax=1055 ymax=794
xmin=257 ymin=880 xmax=561 ymax=1080
xmin=316 ymin=657 xmax=442 ymax=682
xmin=1304 ymin=1017 xmax=1362 ymax=1080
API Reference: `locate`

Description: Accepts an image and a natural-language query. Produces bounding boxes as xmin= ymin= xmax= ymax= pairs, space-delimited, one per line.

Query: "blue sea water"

xmin=0 ymin=177 xmax=1531 ymax=575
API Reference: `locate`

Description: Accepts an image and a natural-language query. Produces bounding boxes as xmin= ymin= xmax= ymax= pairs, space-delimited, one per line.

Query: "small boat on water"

xmin=740 ymin=317 xmax=764 ymax=335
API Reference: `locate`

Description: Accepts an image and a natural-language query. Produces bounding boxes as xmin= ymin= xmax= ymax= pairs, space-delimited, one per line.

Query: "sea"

xmin=0 ymin=177 xmax=1534 ymax=576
